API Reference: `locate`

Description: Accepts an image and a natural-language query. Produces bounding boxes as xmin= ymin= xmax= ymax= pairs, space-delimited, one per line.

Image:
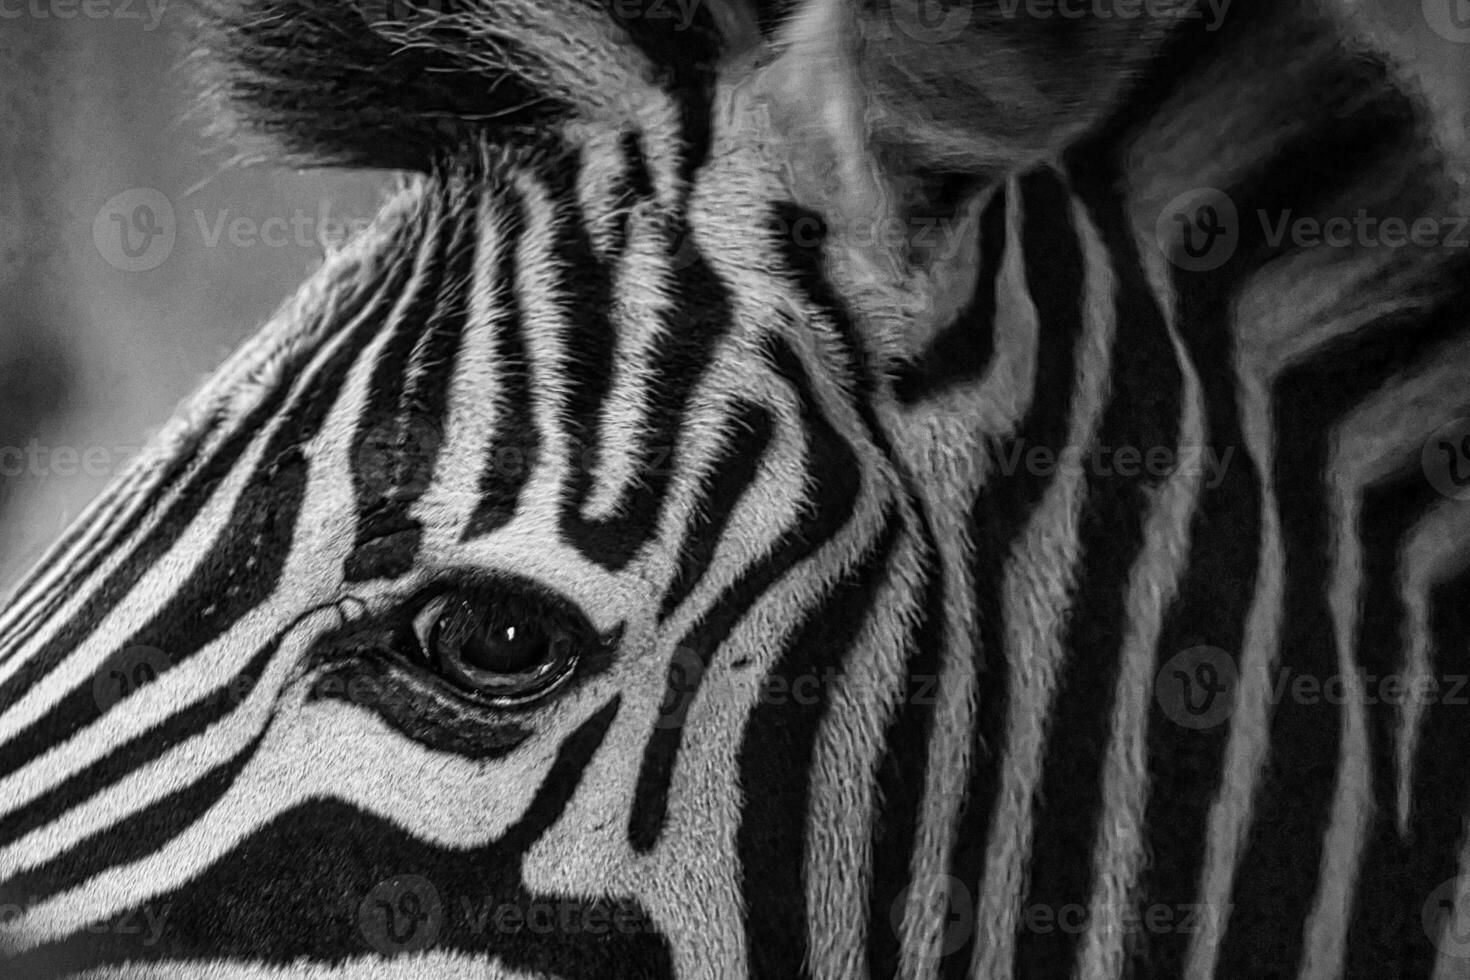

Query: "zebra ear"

xmin=762 ymin=0 xmax=1186 ymax=174
xmin=751 ymin=0 xmax=1186 ymax=337
xmin=192 ymin=0 xmax=748 ymax=172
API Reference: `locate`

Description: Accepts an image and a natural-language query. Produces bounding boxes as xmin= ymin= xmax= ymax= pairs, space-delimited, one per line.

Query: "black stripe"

xmin=768 ymin=204 xmax=864 ymax=404
xmin=1222 ymin=311 xmax=1470 ymax=975
xmin=0 ymin=229 xmax=419 ymax=727
xmin=0 ymin=426 xmax=211 ymax=659
xmin=600 ymin=132 xmax=657 ymax=259
xmin=0 ymin=319 xmax=372 ymax=783
xmin=10 ymin=698 xmax=674 ymax=979
xmin=620 ymin=130 xmax=656 ymax=202
xmin=0 ymin=213 xmax=429 ymax=775
xmin=557 ymin=200 xmax=734 ymax=571
xmin=761 ymin=198 xmax=960 ymax=979
xmin=0 ymin=617 xmax=294 ymax=850
xmin=894 ymin=188 xmax=1007 ymax=404
xmin=627 ymin=337 xmax=863 ymax=852
xmin=1015 ymin=172 xmax=1184 ymax=976
xmin=344 ymin=187 xmax=475 ymax=582
xmin=1346 ymin=462 xmax=1470 ymax=979
xmin=865 ymin=559 xmax=944 ymax=979
xmin=1125 ymin=274 xmax=1263 ymax=980
xmin=1401 ymin=566 xmax=1470 ymax=975
xmin=4 ymin=722 xmax=271 ymax=904
xmin=465 ymin=189 xmax=534 ymax=538
xmin=1067 ymin=134 xmax=1258 ymax=978
xmin=1202 ymin=76 xmax=1441 ymax=977
xmin=738 ymin=507 xmax=903 ymax=980
xmin=656 ymin=402 xmax=776 ymax=621
xmin=599 ymin=0 xmax=720 ymax=187
xmin=941 ymin=167 xmax=1088 ymax=978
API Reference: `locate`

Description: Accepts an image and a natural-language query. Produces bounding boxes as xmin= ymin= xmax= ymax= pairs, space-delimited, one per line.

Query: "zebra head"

xmin=6 ymin=1 xmax=1470 ymax=979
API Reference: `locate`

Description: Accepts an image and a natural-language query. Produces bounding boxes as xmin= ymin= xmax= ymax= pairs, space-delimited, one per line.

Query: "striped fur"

xmin=4 ymin=1 xmax=1470 ymax=978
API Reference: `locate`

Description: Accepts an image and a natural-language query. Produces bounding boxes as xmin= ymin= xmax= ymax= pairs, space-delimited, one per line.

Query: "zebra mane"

xmin=189 ymin=0 xmax=734 ymax=173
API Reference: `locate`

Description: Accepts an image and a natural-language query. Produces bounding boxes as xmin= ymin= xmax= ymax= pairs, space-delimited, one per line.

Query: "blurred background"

xmin=0 ymin=7 xmax=391 ymax=591
xmin=0 ymin=0 xmax=1465 ymax=594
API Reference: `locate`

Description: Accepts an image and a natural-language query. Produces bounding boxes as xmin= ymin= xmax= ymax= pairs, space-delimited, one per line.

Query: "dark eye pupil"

xmin=442 ymin=617 xmax=549 ymax=675
xmin=422 ymin=596 xmax=580 ymax=701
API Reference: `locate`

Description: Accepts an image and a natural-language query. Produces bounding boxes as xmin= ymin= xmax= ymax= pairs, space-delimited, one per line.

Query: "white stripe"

xmin=66 ymin=953 xmax=550 ymax=980
xmin=893 ymin=177 xmax=1032 ymax=978
xmin=583 ymin=203 xmax=675 ymax=521
xmin=1185 ymin=354 xmax=1285 ymax=980
xmin=806 ymin=528 xmax=926 ymax=980
xmin=968 ymin=190 xmax=1119 ymax=980
xmin=416 ymin=194 xmax=520 ymax=534
xmin=1397 ymin=498 xmax=1470 ymax=833
xmin=1079 ymin=321 xmax=1205 ymax=979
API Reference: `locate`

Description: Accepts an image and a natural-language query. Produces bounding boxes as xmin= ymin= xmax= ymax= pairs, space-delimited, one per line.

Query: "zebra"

xmin=3 ymin=0 xmax=1470 ymax=976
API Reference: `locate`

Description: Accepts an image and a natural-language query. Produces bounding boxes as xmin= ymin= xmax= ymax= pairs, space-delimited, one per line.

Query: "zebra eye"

xmin=410 ymin=590 xmax=585 ymax=704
